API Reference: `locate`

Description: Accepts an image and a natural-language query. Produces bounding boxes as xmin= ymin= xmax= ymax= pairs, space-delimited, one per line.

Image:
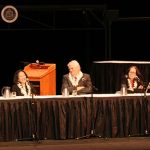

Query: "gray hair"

xmin=67 ymin=60 xmax=81 ymax=69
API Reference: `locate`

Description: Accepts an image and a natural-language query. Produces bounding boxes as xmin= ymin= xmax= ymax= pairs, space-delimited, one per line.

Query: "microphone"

xmin=92 ymin=86 xmax=98 ymax=92
xmin=144 ymin=82 xmax=150 ymax=98
xmin=36 ymin=60 xmax=40 ymax=64
xmin=26 ymin=78 xmax=35 ymax=98
xmin=26 ymin=78 xmax=30 ymax=83
xmin=135 ymin=76 xmax=140 ymax=82
xmin=26 ymin=78 xmax=32 ymax=89
xmin=134 ymin=76 xmax=145 ymax=88
xmin=36 ymin=60 xmax=45 ymax=65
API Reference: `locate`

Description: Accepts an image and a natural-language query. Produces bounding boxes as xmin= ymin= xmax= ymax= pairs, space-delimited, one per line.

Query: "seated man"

xmin=61 ymin=60 xmax=93 ymax=95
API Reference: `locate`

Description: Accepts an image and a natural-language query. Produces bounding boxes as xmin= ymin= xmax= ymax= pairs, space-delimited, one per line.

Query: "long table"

xmin=0 ymin=94 xmax=149 ymax=141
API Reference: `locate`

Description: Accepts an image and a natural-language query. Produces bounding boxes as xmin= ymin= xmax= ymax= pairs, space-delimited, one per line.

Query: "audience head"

xmin=67 ymin=60 xmax=81 ymax=77
xmin=13 ymin=69 xmax=29 ymax=84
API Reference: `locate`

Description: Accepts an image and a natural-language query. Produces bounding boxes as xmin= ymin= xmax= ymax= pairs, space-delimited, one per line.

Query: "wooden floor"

xmin=0 ymin=137 xmax=150 ymax=150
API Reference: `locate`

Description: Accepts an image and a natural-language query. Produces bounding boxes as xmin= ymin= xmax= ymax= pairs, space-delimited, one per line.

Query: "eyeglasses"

xmin=129 ymin=71 xmax=136 ymax=74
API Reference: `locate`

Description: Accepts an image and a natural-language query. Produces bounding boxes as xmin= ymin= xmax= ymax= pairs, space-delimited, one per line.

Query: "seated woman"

xmin=121 ymin=66 xmax=145 ymax=93
xmin=12 ymin=69 xmax=37 ymax=96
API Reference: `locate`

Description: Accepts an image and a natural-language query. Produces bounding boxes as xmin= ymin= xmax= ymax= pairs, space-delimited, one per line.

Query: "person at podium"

xmin=61 ymin=60 xmax=93 ymax=95
xmin=12 ymin=69 xmax=37 ymax=96
xmin=121 ymin=65 xmax=145 ymax=93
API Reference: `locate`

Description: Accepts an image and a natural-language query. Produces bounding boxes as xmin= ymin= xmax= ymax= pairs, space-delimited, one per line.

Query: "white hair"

xmin=67 ymin=60 xmax=80 ymax=69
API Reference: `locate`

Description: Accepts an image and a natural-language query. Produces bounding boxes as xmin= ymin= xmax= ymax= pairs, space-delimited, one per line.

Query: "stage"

xmin=0 ymin=137 xmax=149 ymax=150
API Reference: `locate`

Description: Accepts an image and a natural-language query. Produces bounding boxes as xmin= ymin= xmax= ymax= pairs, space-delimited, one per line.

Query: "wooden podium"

xmin=24 ymin=63 xmax=56 ymax=95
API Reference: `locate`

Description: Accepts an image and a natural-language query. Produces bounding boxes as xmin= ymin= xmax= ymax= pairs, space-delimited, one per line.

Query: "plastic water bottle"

xmin=121 ymin=84 xmax=127 ymax=95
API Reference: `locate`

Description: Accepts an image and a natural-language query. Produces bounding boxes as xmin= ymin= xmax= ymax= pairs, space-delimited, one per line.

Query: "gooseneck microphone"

xmin=144 ymin=82 xmax=150 ymax=98
xmin=92 ymin=85 xmax=98 ymax=92
xmin=26 ymin=78 xmax=30 ymax=83
xmin=135 ymin=76 xmax=140 ymax=82
xmin=26 ymin=78 xmax=34 ymax=100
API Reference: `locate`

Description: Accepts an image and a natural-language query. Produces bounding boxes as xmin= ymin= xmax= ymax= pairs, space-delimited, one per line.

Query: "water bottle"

xmin=121 ymin=84 xmax=127 ymax=95
xmin=62 ymin=88 xmax=69 ymax=96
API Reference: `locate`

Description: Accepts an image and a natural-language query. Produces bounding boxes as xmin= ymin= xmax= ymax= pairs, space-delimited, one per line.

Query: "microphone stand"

xmin=144 ymin=82 xmax=150 ymax=136
xmin=30 ymin=93 xmax=37 ymax=141
xmin=17 ymin=82 xmax=40 ymax=142
xmin=29 ymin=81 xmax=40 ymax=142
xmin=76 ymin=86 xmax=101 ymax=139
